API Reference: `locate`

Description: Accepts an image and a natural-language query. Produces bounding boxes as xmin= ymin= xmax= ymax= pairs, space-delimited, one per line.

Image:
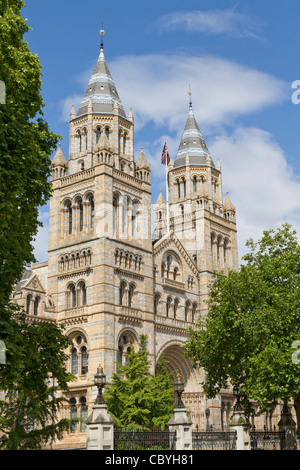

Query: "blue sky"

xmin=22 ymin=0 xmax=300 ymax=262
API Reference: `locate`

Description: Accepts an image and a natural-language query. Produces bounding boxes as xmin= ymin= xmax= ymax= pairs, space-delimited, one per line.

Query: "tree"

xmin=104 ymin=335 xmax=175 ymax=429
xmin=0 ymin=0 xmax=60 ymax=301
xmin=0 ymin=2 xmax=76 ymax=449
xmin=184 ymin=224 xmax=300 ymax=433
xmin=0 ymin=305 xmax=79 ymax=450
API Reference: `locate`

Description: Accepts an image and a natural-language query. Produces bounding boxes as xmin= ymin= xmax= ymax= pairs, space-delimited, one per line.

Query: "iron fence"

xmin=192 ymin=430 xmax=237 ymax=450
xmin=250 ymin=431 xmax=285 ymax=450
xmin=114 ymin=427 xmax=176 ymax=451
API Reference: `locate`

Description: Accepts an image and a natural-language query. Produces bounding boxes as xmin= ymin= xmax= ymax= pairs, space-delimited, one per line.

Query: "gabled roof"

xmin=153 ymin=231 xmax=199 ymax=278
xmin=77 ymin=42 xmax=126 ymax=118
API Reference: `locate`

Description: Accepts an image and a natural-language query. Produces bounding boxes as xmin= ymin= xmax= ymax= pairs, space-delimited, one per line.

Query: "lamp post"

xmin=233 ymin=385 xmax=243 ymax=411
xmin=94 ymin=365 xmax=106 ymax=405
xmin=174 ymin=373 xmax=185 ymax=409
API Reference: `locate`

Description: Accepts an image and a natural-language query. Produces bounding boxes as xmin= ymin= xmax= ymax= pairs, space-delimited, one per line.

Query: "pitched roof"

xmin=136 ymin=148 xmax=151 ymax=170
xmin=52 ymin=144 xmax=68 ymax=168
xmin=155 ymin=189 xmax=166 ymax=206
xmin=174 ymin=99 xmax=215 ymax=169
xmin=77 ymin=43 xmax=126 ymax=118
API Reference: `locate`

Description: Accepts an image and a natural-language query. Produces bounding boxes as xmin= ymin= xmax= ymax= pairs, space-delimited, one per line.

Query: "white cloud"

xmin=209 ymin=127 xmax=300 ymax=259
xmin=154 ymin=9 xmax=262 ymax=39
xmin=109 ymin=53 xmax=287 ymax=133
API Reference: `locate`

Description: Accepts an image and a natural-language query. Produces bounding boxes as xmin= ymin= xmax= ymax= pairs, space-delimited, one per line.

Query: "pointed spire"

xmin=70 ymin=104 xmax=75 ymax=120
xmin=52 ymin=144 xmax=68 ymax=168
xmin=155 ymin=189 xmax=166 ymax=206
xmin=136 ymin=147 xmax=151 ymax=170
xmin=174 ymin=90 xmax=213 ymax=169
xmin=77 ymin=28 xmax=126 ymax=118
xmin=224 ymin=192 xmax=235 ymax=211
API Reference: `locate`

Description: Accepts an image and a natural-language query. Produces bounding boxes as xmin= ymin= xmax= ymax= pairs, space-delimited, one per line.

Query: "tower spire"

xmin=188 ymin=85 xmax=192 ymax=109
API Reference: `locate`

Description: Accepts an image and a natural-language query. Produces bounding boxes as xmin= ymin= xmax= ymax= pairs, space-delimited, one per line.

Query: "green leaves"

xmin=184 ymin=224 xmax=300 ymax=420
xmin=0 ymin=1 xmax=60 ymax=302
xmin=104 ymin=335 xmax=175 ymax=430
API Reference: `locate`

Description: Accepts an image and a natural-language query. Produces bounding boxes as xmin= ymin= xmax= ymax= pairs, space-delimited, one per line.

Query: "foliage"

xmin=105 ymin=335 xmax=175 ymax=429
xmin=0 ymin=304 xmax=79 ymax=450
xmin=0 ymin=0 xmax=60 ymax=302
xmin=184 ymin=224 xmax=300 ymax=429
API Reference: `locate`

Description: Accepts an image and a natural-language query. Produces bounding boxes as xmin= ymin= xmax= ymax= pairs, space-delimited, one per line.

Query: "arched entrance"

xmin=156 ymin=341 xmax=204 ymax=428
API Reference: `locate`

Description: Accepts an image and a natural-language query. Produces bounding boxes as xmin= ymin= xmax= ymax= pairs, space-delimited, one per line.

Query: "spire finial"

xmin=100 ymin=24 xmax=105 ymax=51
xmin=188 ymin=84 xmax=192 ymax=108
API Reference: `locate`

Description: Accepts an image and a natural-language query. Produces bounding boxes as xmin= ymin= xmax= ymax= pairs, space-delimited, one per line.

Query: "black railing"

xmin=114 ymin=427 xmax=176 ymax=451
xmin=250 ymin=431 xmax=285 ymax=450
xmin=192 ymin=430 xmax=237 ymax=450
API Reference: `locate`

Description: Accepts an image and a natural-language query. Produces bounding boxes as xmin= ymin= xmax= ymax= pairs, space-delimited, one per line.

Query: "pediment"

xmin=153 ymin=231 xmax=199 ymax=278
xmin=22 ymin=274 xmax=46 ymax=293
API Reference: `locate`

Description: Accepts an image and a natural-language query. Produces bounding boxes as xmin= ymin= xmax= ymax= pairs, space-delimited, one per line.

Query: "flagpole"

xmin=166 ymin=158 xmax=170 ymax=234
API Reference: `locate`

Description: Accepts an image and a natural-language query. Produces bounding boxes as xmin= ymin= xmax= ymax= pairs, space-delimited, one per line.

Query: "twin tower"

xmin=48 ymin=33 xmax=238 ymax=435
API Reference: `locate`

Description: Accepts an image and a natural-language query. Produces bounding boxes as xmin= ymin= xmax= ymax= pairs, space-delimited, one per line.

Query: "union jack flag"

xmin=161 ymin=142 xmax=170 ymax=165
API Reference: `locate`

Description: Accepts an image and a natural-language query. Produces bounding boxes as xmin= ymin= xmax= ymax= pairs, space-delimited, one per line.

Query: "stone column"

xmin=229 ymin=409 xmax=251 ymax=451
xmin=278 ymin=404 xmax=297 ymax=450
xmin=168 ymin=408 xmax=193 ymax=451
xmin=86 ymin=404 xmax=115 ymax=451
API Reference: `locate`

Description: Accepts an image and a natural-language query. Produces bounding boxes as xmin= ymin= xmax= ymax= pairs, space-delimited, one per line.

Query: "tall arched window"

xmin=70 ymin=398 xmax=77 ymax=433
xmin=26 ymin=294 xmax=32 ymax=315
xmin=119 ymin=282 xmax=126 ymax=306
xmin=90 ymin=196 xmax=95 ymax=228
xmin=96 ymin=127 xmax=101 ymax=144
xmin=80 ymin=397 xmax=88 ymax=432
xmin=79 ymin=200 xmax=83 ymax=232
xmin=78 ymin=281 xmax=86 ymax=306
xmin=166 ymin=297 xmax=172 ymax=317
xmin=33 ymin=296 xmax=40 ymax=316
xmin=81 ymin=346 xmax=88 ymax=375
xmin=177 ymin=180 xmax=181 ymax=198
xmin=154 ymin=293 xmax=160 ymax=315
xmin=68 ymin=284 xmax=76 ymax=308
xmin=71 ymin=348 xmax=78 ymax=375
xmin=67 ymin=202 xmax=73 ymax=234
xmin=174 ymin=298 xmax=179 ymax=319
xmin=193 ymin=176 xmax=197 ymax=192
xmin=128 ymin=284 xmax=135 ymax=308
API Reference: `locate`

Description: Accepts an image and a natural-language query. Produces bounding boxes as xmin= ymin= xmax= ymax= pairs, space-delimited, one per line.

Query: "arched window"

xmin=96 ymin=127 xmax=101 ymax=144
xmin=117 ymin=346 xmax=123 ymax=373
xmin=68 ymin=284 xmax=76 ymax=308
xmin=81 ymin=346 xmax=88 ymax=375
xmin=67 ymin=202 xmax=73 ymax=234
xmin=128 ymin=284 xmax=135 ymax=308
xmin=116 ymin=332 xmax=137 ymax=373
xmin=166 ymin=297 xmax=172 ymax=317
xmin=90 ymin=196 xmax=95 ymax=228
xmin=192 ymin=303 xmax=197 ymax=323
xmin=80 ymin=397 xmax=88 ymax=432
xmin=78 ymin=281 xmax=86 ymax=306
xmin=70 ymin=398 xmax=77 ymax=433
xmin=185 ymin=301 xmax=191 ymax=322
xmin=193 ymin=176 xmax=197 ymax=192
xmin=71 ymin=348 xmax=78 ymax=375
xmin=174 ymin=298 xmax=179 ymax=319
xmin=183 ymin=179 xmax=186 ymax=197
xmin=105 ymin=127 xmax=109 ymax=140
xmin=33 ymin=296 xmax=40 ymax=316
xmin=154 ymin=293 xmax=160 ymax=315
xmin=177 ymin=180 xmax=181 ymax=199
xmin=79 ymin=200 xmax=83 ymax=232
xmin=26 ymin=294 xmax=32 ymax=315
xmin=119 ymin=282 xmax=126 ymax=306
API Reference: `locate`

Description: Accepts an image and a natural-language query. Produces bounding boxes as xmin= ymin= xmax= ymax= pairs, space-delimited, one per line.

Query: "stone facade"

xmin=11 ymin=36 xmax=281 ymax=449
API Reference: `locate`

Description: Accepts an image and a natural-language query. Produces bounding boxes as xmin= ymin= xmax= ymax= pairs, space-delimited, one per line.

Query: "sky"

xmin=21 ymin=0 xmax=300 ymax=263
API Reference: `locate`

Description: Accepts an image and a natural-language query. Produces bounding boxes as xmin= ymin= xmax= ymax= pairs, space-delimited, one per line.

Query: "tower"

xmin=167 ymin=91 xmax=238 ymax=312
xmin=47 ymin=30 xmax=154 ymax=426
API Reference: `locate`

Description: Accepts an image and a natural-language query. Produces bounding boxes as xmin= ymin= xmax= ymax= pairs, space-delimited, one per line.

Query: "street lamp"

xmin=94 ymin=365 xmax=106 ymax=405
xmin=174 ymin=373 xmax=185 ymax=409
xmin=233 ymin=385 xmax=242 ymax=411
